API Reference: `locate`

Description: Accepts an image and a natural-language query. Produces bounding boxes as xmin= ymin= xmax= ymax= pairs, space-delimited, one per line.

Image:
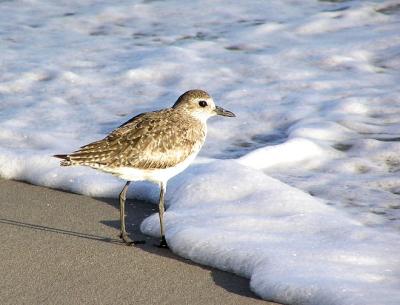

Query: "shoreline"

xmin=0 ymin=179 xmax=280 ymax=305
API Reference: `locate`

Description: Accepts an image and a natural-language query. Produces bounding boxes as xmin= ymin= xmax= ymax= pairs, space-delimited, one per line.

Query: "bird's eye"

xmin=199 ymin=100 xmax=208 ymax=107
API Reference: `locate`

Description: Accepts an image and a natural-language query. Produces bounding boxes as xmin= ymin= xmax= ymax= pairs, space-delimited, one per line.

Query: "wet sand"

xmin=0 ymin=179 xmax=280 ymax=305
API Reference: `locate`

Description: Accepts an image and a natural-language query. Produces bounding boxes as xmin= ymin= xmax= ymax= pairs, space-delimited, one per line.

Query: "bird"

xmin=54 ymin=89 xmax=235 ymax=248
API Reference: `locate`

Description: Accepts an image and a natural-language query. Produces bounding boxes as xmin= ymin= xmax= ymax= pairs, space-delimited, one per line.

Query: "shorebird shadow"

xmin=0 ymin=218 xmax=121 ymax=245
xmin=96 ymin=196 xmax=260 ymax=300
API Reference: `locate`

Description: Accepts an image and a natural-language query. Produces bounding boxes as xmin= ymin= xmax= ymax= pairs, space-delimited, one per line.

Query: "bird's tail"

xmin=53 ymin=154 xmax=72 ymax=166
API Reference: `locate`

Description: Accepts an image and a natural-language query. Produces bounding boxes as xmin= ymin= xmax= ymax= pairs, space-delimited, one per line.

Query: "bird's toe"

xmin=157 ymin=235 xmax=169 ymax=249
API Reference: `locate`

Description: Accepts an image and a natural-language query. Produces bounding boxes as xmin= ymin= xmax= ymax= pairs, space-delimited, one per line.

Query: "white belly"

xmin=101 ymin=151 xmax=198 ymax=184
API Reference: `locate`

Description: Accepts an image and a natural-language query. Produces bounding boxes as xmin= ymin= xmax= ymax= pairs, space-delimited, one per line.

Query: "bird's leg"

xmin=118 ymin=181 xmax=146 ymax=246
xmin=157 ymin=182 xmax=169 ymax=249
xmin=119 ymin=181 xmax=133 ymax=245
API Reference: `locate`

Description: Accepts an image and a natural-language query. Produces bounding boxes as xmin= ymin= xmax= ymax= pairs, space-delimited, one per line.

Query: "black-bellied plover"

xmin=54 ymin=89 xmax=235 ymax=248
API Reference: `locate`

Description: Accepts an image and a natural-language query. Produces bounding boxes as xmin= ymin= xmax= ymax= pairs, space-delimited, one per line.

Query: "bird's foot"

xmin=119 ymin=232 xmax=145 ymax=246
xmin=157 ymin=235 xmax=169 ymax=249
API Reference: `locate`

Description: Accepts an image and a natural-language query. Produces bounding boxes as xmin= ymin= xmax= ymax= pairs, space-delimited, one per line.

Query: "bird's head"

xmin=172 ymin=89 xmax=235 ymax=122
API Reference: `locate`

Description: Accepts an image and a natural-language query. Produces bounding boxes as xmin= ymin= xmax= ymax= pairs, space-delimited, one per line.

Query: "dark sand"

xmin=0 ymin=179 xmax=280 ymax=305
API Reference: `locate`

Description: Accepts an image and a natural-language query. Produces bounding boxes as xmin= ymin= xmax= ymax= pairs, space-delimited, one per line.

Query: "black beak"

xmin=215 ymin=106 xmax=235 ymax=117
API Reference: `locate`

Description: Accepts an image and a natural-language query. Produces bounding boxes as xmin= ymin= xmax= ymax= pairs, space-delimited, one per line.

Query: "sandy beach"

xmin=0 ymin=179 xmax=279 ymax=305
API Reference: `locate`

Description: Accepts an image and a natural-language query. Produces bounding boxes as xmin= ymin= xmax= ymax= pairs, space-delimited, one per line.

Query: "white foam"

xmin=141 ymin=161 xmax=400 ymax=305
xmin=238 ymin=137 xmax=334 ymax=170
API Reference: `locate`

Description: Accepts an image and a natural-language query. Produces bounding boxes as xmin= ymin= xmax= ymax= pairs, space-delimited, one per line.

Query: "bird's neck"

xmin=187 ymin=110 xmax=210 ymax=124
xmin=173 ymin=108 xmax=208 ymax=137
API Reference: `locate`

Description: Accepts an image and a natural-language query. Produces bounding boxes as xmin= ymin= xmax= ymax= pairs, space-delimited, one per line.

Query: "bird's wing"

xmin=61 ymin=110 xmax=205 ymax=169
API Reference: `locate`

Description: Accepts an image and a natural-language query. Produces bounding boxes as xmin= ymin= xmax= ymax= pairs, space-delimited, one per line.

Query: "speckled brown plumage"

xmin=56 ymin=108 xmax=206 ymax=170
xmin=54 ymin=90 xmax=213 ymax=171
